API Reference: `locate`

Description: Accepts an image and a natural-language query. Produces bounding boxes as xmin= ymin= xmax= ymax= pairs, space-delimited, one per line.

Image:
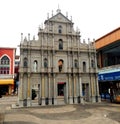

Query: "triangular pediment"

xmin=45 ymin=12 xmax=72 ymax=24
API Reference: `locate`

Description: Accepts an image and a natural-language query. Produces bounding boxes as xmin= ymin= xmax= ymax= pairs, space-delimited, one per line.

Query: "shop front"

xmin=0 ymin=79 xmax=14 ymax=95
xmin=98 ymin=70 xmax=120 ymax=101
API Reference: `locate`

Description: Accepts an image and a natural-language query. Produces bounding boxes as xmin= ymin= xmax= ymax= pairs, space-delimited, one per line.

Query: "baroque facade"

xmin=18 ymin=9 xmax=100 ymax=107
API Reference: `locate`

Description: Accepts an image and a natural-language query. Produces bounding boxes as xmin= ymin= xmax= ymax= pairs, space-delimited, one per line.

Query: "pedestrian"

xmin=110 ymin=87 xmax=114 ymax=103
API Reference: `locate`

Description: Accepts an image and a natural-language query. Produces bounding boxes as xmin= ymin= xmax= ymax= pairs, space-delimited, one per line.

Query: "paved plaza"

xmin=0 ymin=96 xmax=120 ymax=124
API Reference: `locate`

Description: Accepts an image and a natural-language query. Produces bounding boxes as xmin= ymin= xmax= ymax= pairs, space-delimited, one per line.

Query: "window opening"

xmin=91 ymin=60 xmax=95 ymax=68
xmin=59 ymin=39 xmax=63 ymax=50
xmin=83 ymin=61 xmax=86 ymax=72
xmin=0 ymin=56 xmax=10 ymax=74
xmin=58 ymin=25 xmax=62 ymax=33
xmin=74 ymin=59 xmax=78 ymax=68
xmin=23 ymin=57 xmax=28 ymax=67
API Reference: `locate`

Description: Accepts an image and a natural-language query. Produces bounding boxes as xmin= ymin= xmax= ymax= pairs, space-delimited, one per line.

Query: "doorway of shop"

xmin=0 ymin=85 xmax=9 ymax=95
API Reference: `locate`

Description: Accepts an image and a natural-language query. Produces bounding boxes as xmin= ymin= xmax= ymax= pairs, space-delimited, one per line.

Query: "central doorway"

xmin=58 ymin=83 xmax=64 ymax=96
xmin=82 ymin=83 xmax=89 ymax=102
xmin=57 ymin=82 xmax=66 ymax=105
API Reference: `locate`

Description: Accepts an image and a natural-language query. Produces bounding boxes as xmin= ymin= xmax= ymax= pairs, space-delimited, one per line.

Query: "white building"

xmin=18 ymin=8 xmax=100 ymax=107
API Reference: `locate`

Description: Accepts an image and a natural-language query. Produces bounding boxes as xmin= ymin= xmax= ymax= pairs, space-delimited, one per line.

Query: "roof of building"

xmin=0 ymin=47 xmax=16 ymax=50
xmin=95 ymin=27 xmax=120 ymax=50
xmin=95 ymin=27 xmax=120 ymax=42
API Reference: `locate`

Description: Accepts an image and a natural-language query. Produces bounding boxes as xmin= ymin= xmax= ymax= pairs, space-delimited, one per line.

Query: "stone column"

xmin=38 ymin=82 xmax=41 ymax=105
xmin=95 ymin=73 xmax=101 ymax=102
xmin=27 ymin=73 xmax=31 ymax=106
xmin=68 ymin=74 xmax=73 ymax=104
xmin=94 ymin=48 xmax=101 ymax=103
xmin=41 ymin=32 xmax=44 ymax=72
xmin=48 ymin=53 xmax=50 ymax=67
xmin=66 ymin=80 xmax=69 ymax=104
xmin=67 ymin=36 xmax=69 ymax=49
xmin=41 ymin=51 xmax=44 ymax=71
xmin=90 ymin=75 xmax=96 ymax=103
xmin=79 ymin=74 xmax=84 ymax=103
xmin=53 ymin=74 xmax=57 ymax=105
xmin=74 ymin=75 xmax=77 ymax=103
xmin=52 ymin=35 xmax=54 ymax=49
xmin=48 ymin=74 xmax=52 ymax=105
xmin=41 ymin=74 xmax=45 ymax=105
xmin=18 ymin=73 xmax=24 ymax=107
xmin=67 ymin=52 xmax=70 ymax=73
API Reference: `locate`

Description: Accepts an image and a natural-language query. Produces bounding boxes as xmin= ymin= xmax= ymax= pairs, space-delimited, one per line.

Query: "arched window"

xmin=91 ymin=60 xmax=95 ymax=68
xmin=58 ymin=25 xmax=62 ymax=33
xmin=0 ymin=56 xmax=10 ymax=74
xmin=83 ymin=61 xmax=86 ymax=72
xmin=44 ymin=58 xmax=48 ymax=68
xmin=1 ymin=56 xmax=9 ymax=65
xmin=58 ymin=59 xmax=64 ymax=72
xmin=33 ymin=60 xmax=38 ymax=72
xmin=23 ymin=57 xmax=28 ymax=67
xmin=74 ymin=59 xmax=78 ymax=68
xmin=59 ymin=39 xmax=63 ymax=50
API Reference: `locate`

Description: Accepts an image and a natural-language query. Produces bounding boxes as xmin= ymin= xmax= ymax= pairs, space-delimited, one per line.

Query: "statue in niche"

xmin=59 ymin=39 xmax=63 ymax=50
xmin=33 ymin=61 xmax=37 ymax=72
xmin=44 ymin=58 xmax=48 ymax=68
xmin=58 ymin=59 xmax=63 ymax=72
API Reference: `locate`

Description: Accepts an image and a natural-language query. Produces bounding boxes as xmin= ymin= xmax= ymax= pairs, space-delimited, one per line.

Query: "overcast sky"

xmin=0 ymin=0 xmax=120 ymax=55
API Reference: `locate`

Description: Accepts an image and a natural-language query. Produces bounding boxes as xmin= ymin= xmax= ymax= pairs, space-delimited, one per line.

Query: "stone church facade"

xmin=18 ymin=9 xmax=101 ymax=107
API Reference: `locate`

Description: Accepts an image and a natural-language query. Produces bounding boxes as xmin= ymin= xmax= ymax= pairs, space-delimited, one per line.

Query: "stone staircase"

xmin=57 ymin=96 xmax=65 ymax=105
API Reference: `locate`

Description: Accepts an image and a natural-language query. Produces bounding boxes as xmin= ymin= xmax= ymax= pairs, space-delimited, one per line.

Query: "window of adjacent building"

xmin=44 ymin=58 xmax=48 ymax=68
xmin=59 ymin=39 xmax=63 ymax=50
xmin=58 ymin=59 xmax=64 ymax=72
xmin=1 ymin=56 xmax=9 ymax=65
xmin=33 ymin=60 xmax=38 ymax=72
xmin=83 ymin=61 xmax=86 ymax=72
xmin=0 ymin=56 xmax=10 ymax=74
xmin=23 ymin=57 xmax=28 ymax=67
xmin=15 ymin=61 xmax=19 ymax=67
xmin=74 ymin=59 xmax=78 ymax=68
xmin=58 ymin=25 xmax=62 ymax=33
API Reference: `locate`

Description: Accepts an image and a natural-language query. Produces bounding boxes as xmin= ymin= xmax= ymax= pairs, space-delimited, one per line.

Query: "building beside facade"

xmin=15 ymin=55 xmax=20 ymax=75
xmin=18 ymin=9 xmax=100 ymax=107
xmin=13 ymin=55 xmax=20 ymax=94
xmin=95 ymin=27 xmax=120 ymax=100
xmin=0 ymin=47 xmax=16 ymax=95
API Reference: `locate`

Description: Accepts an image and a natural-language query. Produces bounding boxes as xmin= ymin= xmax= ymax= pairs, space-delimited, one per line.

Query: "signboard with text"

xmin=98 ymin=71 xmax=120 ymax=81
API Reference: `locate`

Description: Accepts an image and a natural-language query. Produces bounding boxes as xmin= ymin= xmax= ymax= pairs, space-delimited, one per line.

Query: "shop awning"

xmin=0 ymin=79 xmax=14 ymax=85
xmin=98 ymin=71 xmax=120 ymax=81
